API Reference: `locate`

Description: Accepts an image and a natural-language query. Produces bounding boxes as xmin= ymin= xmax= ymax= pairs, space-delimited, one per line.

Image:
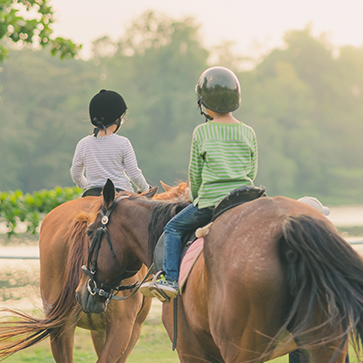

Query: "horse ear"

xmin=143 ymin=187 xmax=158 ymax=199
xmin=160 ymin=181 xmax=172 ymax=191
xmin=102 ymin=179 xmax=115 ymax=208
xmin=178 ymin=182 xmax=188 ymax=192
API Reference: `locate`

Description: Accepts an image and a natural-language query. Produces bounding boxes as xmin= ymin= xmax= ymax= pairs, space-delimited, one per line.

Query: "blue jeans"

xmin=163 ymin=203 xmax=213 ymax=281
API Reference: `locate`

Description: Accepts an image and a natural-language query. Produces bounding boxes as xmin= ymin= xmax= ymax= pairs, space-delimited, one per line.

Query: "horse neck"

xmin=121 ymin=197 xmax=187 ymax=269
xmin=121 ymin=199 xmax=156 ymax=268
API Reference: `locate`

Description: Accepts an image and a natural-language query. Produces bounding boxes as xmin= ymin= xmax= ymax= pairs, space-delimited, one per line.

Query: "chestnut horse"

xmin=74 ymin=180 xmax=363 ymax=363
xmin=0 ymin=185 xmax=183 ymax=362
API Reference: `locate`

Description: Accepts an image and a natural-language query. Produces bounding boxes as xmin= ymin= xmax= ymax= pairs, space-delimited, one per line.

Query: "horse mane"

xmin=58 ymin=210 xmax=94 ymax=316
xmin=147 ymin=199 xmax=190 ymax=262
xmin=37 ymin=210 xmax=93 ymax=333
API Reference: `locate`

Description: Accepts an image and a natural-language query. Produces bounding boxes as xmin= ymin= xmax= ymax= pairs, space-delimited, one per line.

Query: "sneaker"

xmin=154 ymin=276 xmax=179 ymax=299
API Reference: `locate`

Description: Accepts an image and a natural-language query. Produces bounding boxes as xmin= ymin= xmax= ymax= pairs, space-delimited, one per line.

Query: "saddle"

xmin=153 ymin=185 xmax=266 ymax=273
xmin=212 ymin=185 xmax=266 ymax=221
xmin=82 ymin=187 xmax=124 ymax=197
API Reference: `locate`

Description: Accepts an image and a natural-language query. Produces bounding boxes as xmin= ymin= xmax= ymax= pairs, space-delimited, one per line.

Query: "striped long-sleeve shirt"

xmin=70 ymin=134 xmax=149 ymax=192
xmin=189 ymin=121 xmax=258 ymax=209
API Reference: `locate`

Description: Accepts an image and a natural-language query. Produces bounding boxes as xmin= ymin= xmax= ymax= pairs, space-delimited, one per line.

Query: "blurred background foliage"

xmin=0 ymin=186 xmax=82 ymax=236
xmin=0 ymin=11 xmax=362 ymax=205
xmin=0 ymin=0 xmax=80 ymax=62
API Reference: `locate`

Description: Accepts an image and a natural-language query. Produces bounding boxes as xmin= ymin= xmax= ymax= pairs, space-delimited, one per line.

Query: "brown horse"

xmin=0 ymin=186 xmax=179 ymax=362
xmin=74 ymin=179 xmax=363 ymax=363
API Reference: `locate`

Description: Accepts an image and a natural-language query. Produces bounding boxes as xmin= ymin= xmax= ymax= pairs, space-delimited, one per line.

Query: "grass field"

xmin=0 ymin=309 xmax=292 ymax=363
xmin=0 ymin=297 xmax=360 ymax=362
xmin=2 ymin=312 xmax=360 ymax=362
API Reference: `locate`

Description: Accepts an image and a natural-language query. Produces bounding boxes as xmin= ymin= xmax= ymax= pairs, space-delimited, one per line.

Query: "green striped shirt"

xmin=189 ymin=121 xmax=258 ymax=209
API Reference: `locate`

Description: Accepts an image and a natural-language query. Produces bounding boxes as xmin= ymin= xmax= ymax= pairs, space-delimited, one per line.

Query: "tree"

xmin=0 ymin=0 xmax=80 ymax=62
xmin=237 ymin=27 xmax=363 ymax=202
xmin=1 ymin=14 xmax=362 ymax=204
xmin=0 ymin=47 xmax=100 ymax=192
xmin=93 ymin=11 xmax=210 ymax=186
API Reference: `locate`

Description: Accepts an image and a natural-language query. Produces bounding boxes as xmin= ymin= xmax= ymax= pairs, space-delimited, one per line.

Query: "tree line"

xmin=0 ymin=11 xmax=362 ymax=205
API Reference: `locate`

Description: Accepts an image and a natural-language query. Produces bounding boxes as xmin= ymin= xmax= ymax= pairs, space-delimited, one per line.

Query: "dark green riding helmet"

xmin=195 ymin=66 xmax=241 ymax=113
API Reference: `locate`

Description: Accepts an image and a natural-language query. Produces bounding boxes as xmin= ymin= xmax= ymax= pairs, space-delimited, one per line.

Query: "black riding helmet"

xmin=195 ymin=66 xmax=241 ymax=117
xmin=89 ymin=89 xmax=127 ymax=137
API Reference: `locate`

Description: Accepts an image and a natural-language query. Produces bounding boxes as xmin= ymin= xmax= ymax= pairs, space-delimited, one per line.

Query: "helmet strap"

xmin=197 ymin=99 xmax=213 ymax=122
xmin=94 ymin=117 xmax=125 ymax=137
xmin=93 ymin=117 xmax=107 ymax=137
xmin=113 ymin=117 xmax=124 ymax=134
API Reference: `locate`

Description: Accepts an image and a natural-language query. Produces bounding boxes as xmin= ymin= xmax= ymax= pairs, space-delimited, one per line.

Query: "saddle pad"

xmin=179 ymin=237 xmax=204 ymax=292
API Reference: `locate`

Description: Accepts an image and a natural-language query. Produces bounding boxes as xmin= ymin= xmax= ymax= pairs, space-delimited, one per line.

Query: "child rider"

xmin=70 ymin=89 xmax=150 ymax=197
xmin=141 ymin=66 xmax=258 ymax=298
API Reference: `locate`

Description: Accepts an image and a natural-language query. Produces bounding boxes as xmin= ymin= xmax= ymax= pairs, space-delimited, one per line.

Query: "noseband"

xmin=81 ymin=195 xmax=153 ymax=303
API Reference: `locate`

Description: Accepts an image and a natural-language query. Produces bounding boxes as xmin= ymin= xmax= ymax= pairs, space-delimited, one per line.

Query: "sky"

xmin=50 ymin=0 xmax=363 ymax=61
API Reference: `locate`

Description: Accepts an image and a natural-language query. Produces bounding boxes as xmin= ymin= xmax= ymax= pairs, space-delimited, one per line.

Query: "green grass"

xmin=0 ymin=328 xmax=97 ymax=362
xmin=3 ymin=314 xmax=362 ymax=362
xmin=1 ymin=314 xmax=290 ymax=363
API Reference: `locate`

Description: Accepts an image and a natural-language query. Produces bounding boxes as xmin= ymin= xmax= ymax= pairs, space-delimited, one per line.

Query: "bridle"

xmin=81 ymin=195 xmax=154 ymax=303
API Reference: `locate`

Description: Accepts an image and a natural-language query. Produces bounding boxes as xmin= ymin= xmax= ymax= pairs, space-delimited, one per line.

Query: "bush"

xmin=0 ymin=186 xmax=82 ymax=236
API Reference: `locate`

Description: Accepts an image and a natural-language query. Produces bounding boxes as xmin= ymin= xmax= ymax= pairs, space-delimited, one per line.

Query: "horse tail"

xmin=278 ymin=215 xmax=363 ymax=358
xmin=0 ymin=211 xmax=91 ymax=358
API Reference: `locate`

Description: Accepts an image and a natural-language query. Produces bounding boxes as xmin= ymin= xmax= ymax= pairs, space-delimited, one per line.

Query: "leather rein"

xmin=81 ymin=195 xmax=154 ymax=303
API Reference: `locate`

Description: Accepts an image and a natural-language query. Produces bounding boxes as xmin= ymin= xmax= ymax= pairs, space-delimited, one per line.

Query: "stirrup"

xmin=148 ymin=271 xmax=171 ymax=303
